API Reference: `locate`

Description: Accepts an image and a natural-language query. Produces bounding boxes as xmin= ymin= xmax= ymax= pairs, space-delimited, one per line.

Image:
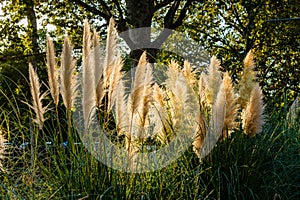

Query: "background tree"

xmin=37 ymin=0 xmax=198 ymax=64
xmin=185 ymin=0 xmax=300 ymax=108
xmin=0 ymin=0 xmax=40 ymax=97
xmin=1 ymin=0 xmax=299 ymax=110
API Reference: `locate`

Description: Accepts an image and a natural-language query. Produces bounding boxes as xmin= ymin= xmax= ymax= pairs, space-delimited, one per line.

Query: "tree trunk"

xmin=125 ymin=0 xmax=155 ymax=65
xmin=24 ymin=0 xmax=39 ymax=69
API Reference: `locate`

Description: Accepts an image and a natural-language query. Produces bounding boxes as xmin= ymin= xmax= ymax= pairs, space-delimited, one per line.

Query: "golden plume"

xmin=92 ymin=29 xmax=105 ymax=107
xmin=182 ymin=60 xmax=197 ymax=87
xmin=0 ymin=130 xmax=7 ymax=170
xmin=242 ymin=83 xmax=265 ymax=137
xmin=46 ymin=34 xmax=59 ymax=106
xmin=238 ymin=50 xmax=257 ymax=108
xmin=222 ymin=72 xmax=238 ymax=138
xmin=203 ymin=56 xmax=222 ymax=106
xmin=211 ymin=82 xmax=226 ymax=140
xmin=193 ymin=74 xmax=207 ymax=157
xmin=82 ymin=20 xmax=97 ymax=129
xmin=103 ymin=17 xmax=117 ymax=88
xmin=150 ymin=83 xmax=168 ymax=144
xmin=115 ymin=80 xmax=128 ymax=135
xmin=129 ymin=52 xmax=153 ymax=138
xmin=107 ymin=54 xmax=124 ymax=112
xmin=28 ymin=63 xmax=48 ymax=129
xmin=60 ymin=35 xmax=77 ymax=110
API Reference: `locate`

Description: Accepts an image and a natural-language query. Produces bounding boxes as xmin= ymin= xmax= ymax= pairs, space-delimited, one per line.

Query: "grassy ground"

xmin=0 ymin=98 xmax=299 ymax=199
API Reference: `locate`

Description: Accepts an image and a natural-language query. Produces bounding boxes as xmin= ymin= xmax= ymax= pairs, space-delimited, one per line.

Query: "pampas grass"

xmin=46 ymin=34 xmax=59 ymax=106
xmin=211 ymin=82 xmax=226 ymax=140
xmin=104 ymin=18 xmax=117 ymax=68
xmin=107 ymin=54 xmax=123 ymax=112
xmin=182 ymin=60 xmax=197 ymax=86
xmin=114 ymin=80 xmax=128 ymax=135
xmin=193 ymin=110 xmax=207 ymax=157
xmin=82 ymin=20 xmax=96 ymax=129
xmin=60 ymin=35 xmax=77 ymax=110
xmin=287 ymin=97 xmax=299 ymax=128
xmin=198 ymin=73 xmax=207 ymax=109
xmin=242 ymin=83 xmax=265 ymax=137
xmin=103 ymin=18 xmax=117 ymax=88
xmin=3 ymin=18 xmax=298 ymax=200
xmin=165 ymin=63 xmax=186 ymax=129
xmin=92 ymin=29 xmax=105 ymax=107
xmin=150 ymin=83 xmax=168 ymax=144
xmin=238 ymin=50 xmax=257 ymax=108
xmin=0 ymin=130 xmax=7 ymax=170
xmin=82 ymin=19 xmax=91 ymax=64
xmin=129 ymin=52 xmax=153 ymax=138
xmin=222 ymin=72 xmax=238 ymax=138
xmin=203 ymin=56 xmax=222 ymax=106
xmin=28 ymin=63 xmax=48 ymax=130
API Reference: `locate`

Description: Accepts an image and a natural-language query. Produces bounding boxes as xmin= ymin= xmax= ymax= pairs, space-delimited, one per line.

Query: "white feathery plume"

xmin=103 ymin=18 xmax=118 ymax=88
xmin=28 ymin=63 xmax=48 ymax=129
xmin=200 ymin=82 xmax=226 ymax=158
xmin=222 ymin=72 xmax=238 ymax=138
xmin=238 ymin=50 xmax=257 ymax=108
xmin=82 ymin=20 xmax=97 ymax=129
xmin=107 ymin=54 xmax=124 ymax=112
xmin=149 ymin=84 xmax=167 ymax=143
xmin=0 ymin=130 xmax=7 ymax=170
xmin=129 ymin=52 xmax=153 ymax=138
xmin=60 ymin=35 xmax=77 ymax=110
xmin=242 ymin=83 xmax=265 ymax=137
xmin=114 ymin=80 xmax=129 ymax=135
xmin=202 ymin=56 xmax=222 ymax=106
xmin=46 ymin=34 xmax=59 ymax=106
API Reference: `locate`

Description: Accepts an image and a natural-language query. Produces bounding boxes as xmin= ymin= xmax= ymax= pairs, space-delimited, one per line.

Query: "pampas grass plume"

xmin=198 ymin=73 xmax=207 ymax=109
xmin=82 ymin=20 xmax=97 ymax=128
xmin=242 ymin=83 xmax=264 ymax=137
xmin=115 ymin=80 xmax=128 ymax=135
xmin=103 ymin=17 xmax=117 ymax=88
xmin=60 ymin=35 xmax=77 ymax=110
xmin=130 ymin=52 xmax=153 ymax=133
xmin=28 ymin=63 xmax=48 ymax=129
xmin=211 ymin=82 xmax=226 ymax=140
xmin=238 ymin=50 xmax=257 ymax=108
xmin=222 ymin=72 xmax=238 ymax=138
xmin=150 ymin=84 xmax=168 ymax=143
xmin=92 ymin=29 xmax=105 ymax=107
xmin=182 ymin=60 xmax=197 ymax=86
xmin=0 ymin=130 xmax=7 ymax=170
xmin=203 ymin=56 xmax=222 ymax=106
xmin=83 ymin=19 xmax=91 ymax=65
xmin=46 ymin=34 xmax=59 ymax=106
xmin=107 ymin=54 xmax=124 ymax=112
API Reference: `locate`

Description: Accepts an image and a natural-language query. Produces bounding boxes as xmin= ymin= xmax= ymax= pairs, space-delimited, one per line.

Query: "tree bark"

xmin=24 ymin=0 xmax=39 ymax=69
xmin=125 ymin=0 xmax=155 ymax=65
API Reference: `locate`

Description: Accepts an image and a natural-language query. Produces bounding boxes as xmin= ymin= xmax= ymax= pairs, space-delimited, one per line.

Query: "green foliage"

xmin=185 ymin=0 xmax=300 ymax=109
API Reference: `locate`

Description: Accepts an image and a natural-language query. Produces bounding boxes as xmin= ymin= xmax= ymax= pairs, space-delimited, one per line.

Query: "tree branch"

xmin=171 ymin=0 xmax=193 ymax=29
xmin=97 ymin=0 xmax=113 ymax=17
xmin=71 ymin=0 xmax=111 ymax=21
xmin=164 ymin=0 xmax=181 ymax=28
xmin=112 ymin=0 xmax=124 ymax=19
xmin=219 ymin=10 xmax=244 ymax=37
xmin=231 ymin=4 xmax=245 ymax=34
xmin=154 ymin=0 xmax=174 ymax=11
